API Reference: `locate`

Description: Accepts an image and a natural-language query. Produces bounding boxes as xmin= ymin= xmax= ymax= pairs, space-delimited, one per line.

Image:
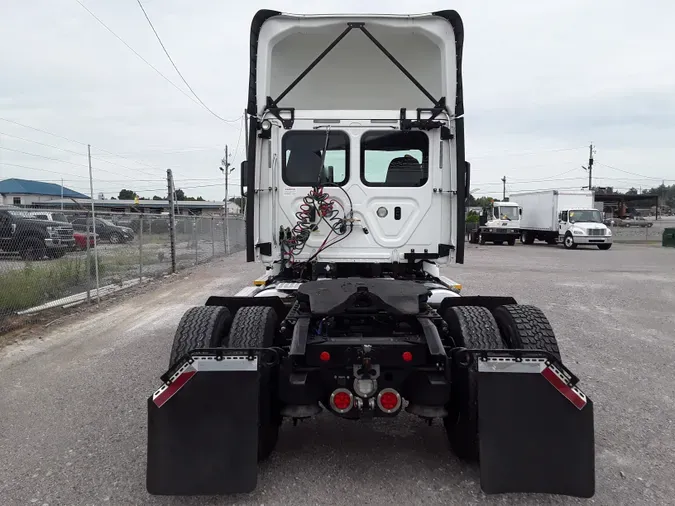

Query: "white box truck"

xmin=514 ymin=190 xmax=612 ymax=250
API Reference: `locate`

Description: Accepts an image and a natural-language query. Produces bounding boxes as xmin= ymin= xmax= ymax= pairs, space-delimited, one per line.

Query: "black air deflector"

xmin=296 ymin=278 xmax=429 ymax=315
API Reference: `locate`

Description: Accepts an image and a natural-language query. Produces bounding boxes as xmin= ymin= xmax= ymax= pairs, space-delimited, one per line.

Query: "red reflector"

xmin=319 ymin=351 xmax=331 ymax=362
xmin=402 ymin=351 xmax=413 ymax=362
xmin=333 ymin=391 xmax=352 ymax=410
xmin=153 ymin=369 xmax=196 ymax=408
xmin=541 ymin=366 xmax=587 ymax=410
xmin=379 ymin=392 xmax=398 ymax=411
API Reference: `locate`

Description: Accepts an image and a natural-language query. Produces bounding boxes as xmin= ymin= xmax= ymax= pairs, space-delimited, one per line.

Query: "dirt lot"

xmin=0 ymin=243 xmax=674 ymax=505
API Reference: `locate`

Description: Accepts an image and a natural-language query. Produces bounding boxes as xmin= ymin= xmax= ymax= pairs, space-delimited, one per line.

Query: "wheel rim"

xmin=565 ymin=236 xmax=573 ymax=247
xmin=110 ymin=234 xmax=120 ymax=243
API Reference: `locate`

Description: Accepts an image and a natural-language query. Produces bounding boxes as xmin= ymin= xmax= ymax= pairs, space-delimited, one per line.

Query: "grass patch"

xmin=0 ymin=256 xmax=104 ymax=313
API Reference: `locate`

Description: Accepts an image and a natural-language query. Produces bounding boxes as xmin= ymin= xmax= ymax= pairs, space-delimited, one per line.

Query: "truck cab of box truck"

xmin=471 ymin=201 xmax=521 ymax=245
xmin=558 ymin=207 xmax=612 ymax=250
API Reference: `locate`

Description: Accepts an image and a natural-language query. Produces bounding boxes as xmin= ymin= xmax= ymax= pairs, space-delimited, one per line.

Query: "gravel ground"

xmin=0 ymin=243 xmax=674 ymax=505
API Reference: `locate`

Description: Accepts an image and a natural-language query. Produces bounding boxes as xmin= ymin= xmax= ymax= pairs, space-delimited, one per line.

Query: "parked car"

xmin=72 ymin=231 xmax=100 ymax=251
xmin=623 ymin=216 xmax=653 ymax=228
xmin=0 ymin=208 xmax=75 ymax=260
xmin=70 ymin=217 xmax=134 ymax=243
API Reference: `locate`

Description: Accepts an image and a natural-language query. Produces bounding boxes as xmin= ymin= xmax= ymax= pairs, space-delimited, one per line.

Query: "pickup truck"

xmin=0 ymin=208 xmax=75 ymax=260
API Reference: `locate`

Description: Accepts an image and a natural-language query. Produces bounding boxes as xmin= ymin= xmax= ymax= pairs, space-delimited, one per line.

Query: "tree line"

xmin=115 ymin=189 xmax=205 ymax=202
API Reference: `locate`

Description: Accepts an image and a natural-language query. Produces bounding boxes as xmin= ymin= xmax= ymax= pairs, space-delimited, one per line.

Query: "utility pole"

xmin=501 ymin=176 xmax=507 ymax=200
xmin=588 ymin=143 xmax=594 ymax=190
xmin=583 ymin=143 xmax=594 ymax=190
xmin=220 ymin=146 xmax=233 ymax=255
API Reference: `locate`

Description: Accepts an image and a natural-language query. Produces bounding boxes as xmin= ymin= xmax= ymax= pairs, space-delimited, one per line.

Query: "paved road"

xmin=1 ymin=244 xmax=674 ymax=505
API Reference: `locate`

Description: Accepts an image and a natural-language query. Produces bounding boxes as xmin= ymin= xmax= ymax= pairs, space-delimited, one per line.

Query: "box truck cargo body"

xmin=514 ymin=190 xmax=612 ymax=250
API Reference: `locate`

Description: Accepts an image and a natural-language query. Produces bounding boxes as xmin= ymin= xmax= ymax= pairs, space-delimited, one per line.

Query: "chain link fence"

xmin=604 ymin=217 xmax=672 ymax=243
xmin=0 ymin=205 xmax=244 ymax=332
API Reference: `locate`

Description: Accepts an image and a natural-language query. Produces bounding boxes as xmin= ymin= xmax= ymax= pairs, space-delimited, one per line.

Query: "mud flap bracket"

xmin=476 ymin=356 xmax=595 ymax=498
xmin=146 ymin=354 xmax=260 ymax=495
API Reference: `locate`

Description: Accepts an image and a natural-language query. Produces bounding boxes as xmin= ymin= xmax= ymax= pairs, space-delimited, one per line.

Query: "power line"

xmin=595 ymin=162 xmax=664 ymax=181
xmin=0 ymin=161 xmax=91 ymax=179
xmin=472 ymin=175 xmax=587 ymax=187
xmin=95 ymin=146 xmax=221 ymax=155
xmin=74 ymin=0 xmax=226 ymax=125
xmin=470 ymin=146 xmax=587 ymax=159
xmin=0 ymin=116 xmax=176 ymax=175
xmin=0 ymin=130 xmax=163 ymax=178
xmin=232 ymin=116 xmax=245 ymax=163
xmin=0 ymin=117 xmax=86 ymax=146
xmin=0 ymin=145 xmax=153 ymax=179
xmin=133 ymin=0 xmax=241 ymax=125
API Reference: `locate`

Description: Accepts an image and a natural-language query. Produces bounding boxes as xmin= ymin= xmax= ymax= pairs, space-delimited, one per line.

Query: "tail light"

xmin=377 ymin=388 xmax=402 ymax=413
xmin=330 ymin=388 xmax=354 ymax=413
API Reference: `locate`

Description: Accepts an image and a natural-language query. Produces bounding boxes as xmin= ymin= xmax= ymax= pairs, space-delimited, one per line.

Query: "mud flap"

xmin=477 ymin=357 xmax=595 ymax=498
xmin=146 ymin=355 xmax=260 ymax=495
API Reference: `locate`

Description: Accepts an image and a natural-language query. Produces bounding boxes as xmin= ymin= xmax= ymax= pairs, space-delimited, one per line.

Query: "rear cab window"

xmin=282 ymin=131 xmax=349 ymax=186
xmin=360 ymin=130 xmax=428 ymax=187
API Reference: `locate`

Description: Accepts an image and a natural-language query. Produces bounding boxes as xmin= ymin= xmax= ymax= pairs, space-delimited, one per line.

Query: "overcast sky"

xmin=1 ymin=0 xmax=673 ymax=200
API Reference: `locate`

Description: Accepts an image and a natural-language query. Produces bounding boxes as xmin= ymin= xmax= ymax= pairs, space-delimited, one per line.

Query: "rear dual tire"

xmin=168 ymin=305 xmax=280 ymax=462
xmin=227 ymin=306 xmax=281 ymax=462
xmin=492 ymin=304 xmax=561 ymax=361
xmin=443 ymin=306 xmax=503 ymax=462
xmin=442 ymin=304 xmax=561 ymax=462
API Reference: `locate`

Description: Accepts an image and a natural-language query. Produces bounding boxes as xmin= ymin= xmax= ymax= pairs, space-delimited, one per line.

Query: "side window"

xmin=561 ymin=211 xmax=568 ymax=222
xmin=0 ymin=212 xmax=9 ymax=226
xmin=361 ymin=130 xmax=428 ymax=187
xmin=282 ymin=131 xmax=349 ymax=186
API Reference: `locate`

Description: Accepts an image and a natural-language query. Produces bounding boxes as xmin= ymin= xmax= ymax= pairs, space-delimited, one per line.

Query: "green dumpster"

xmin=663 ymin=228 xmax=675 ymax=247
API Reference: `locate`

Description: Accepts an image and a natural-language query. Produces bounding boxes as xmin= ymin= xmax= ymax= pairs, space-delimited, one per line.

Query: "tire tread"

xmin=169 ymin=306 xmax=231 ymax=368
xmin=493 ymin=304 xmax=561 ymax=360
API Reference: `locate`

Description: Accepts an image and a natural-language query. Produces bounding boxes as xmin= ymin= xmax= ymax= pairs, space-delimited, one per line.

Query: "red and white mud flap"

xmin=477 ymin=357 xmax=595 ymax=498
xmin=146 ymin=355 xmax=260 ymax=495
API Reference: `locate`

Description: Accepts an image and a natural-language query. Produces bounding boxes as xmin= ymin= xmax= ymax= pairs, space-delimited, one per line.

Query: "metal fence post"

xmin=139 ymin=214 xmax=144 ymax=281
xmin=211 ymin=216 xmax=215 ymax=259
xmin=167 ymin=169 xmax=176 ymax=274
xmin=85 ymin=210 xmax=91 ymax=304
xmin=194 ymin=217 xmax=198 ymax=266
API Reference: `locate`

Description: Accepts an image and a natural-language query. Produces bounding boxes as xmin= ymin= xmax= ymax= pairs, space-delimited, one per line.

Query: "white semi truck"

xmin=515 ymin=190 xmax=612 ymax=250
xmin=145 ymin=10 xmax=595 ymax=499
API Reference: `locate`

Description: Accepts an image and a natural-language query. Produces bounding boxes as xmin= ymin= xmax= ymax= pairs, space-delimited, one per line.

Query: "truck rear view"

xmin=145 ymin=10 xmax=596 ymax=499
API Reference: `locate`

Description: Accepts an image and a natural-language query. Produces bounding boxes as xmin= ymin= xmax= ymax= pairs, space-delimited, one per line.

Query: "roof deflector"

xmin=264 ymin=22 xmax=447 ymax=130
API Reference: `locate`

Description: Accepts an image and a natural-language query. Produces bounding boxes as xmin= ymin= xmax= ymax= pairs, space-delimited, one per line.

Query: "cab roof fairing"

xmin=246 ymin=10 xmax=465 ymax=120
